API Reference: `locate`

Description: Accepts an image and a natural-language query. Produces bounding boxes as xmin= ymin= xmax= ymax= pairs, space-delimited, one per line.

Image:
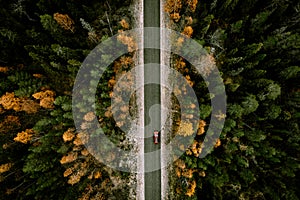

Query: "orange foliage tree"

xmin=32 ymin=90 xmax=55 ymax=109
xmin=14 ymin=129 xmax=35 ymax=144
xmin=182 ymin=26 xmax=193 ymax=37
xmin=119 ymin=19 xmax=129 ymax=29
xmin=165 ymin=0 xmax=183 ymax=21
xmin=0 ymin=92 xmax=39 ymax=114
xmin=53 ymin=13 xmax=75 ymax=32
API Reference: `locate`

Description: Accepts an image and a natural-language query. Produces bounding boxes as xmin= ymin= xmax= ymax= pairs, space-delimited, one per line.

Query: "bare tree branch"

xmin=105 ymin=11 xmax=113 ymax=36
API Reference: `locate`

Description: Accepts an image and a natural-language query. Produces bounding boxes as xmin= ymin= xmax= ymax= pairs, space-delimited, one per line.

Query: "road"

xmin=144 ymin=0 xmax=161 ymax=199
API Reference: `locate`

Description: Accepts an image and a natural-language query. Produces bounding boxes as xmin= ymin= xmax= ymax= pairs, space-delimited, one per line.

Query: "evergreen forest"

xmin=0 ymin=0 xmax=299 ymax=199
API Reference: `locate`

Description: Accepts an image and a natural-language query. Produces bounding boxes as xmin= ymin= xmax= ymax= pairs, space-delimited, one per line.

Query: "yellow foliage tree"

xmin=0 ymin=92 xmax=39 ymax=114
xmin=53 ymin=13 xmax=75 ymax=32
xmin=182 ymin=168 xmax=195 ymax=178
xmin=0 ymin=163 xmax=12 ymax=174
xmin=62 ymin=128 xmax=75 ymax=142
xmin=182 ymin=26 xmax=193 ymax=37
xmin=214 ymin=138 xmax=221 ymax=148
xmin=174 ymin=57 xmax=187 ymax=74
xmin=93 ymin=171 xmax=102 ymax=179
xmin=108 ymin=77 xmax=116 ymax=88
xmin=83 ymin=112 xmax=96 ymax=122
xmin=63 ymin=167 xmax=73 ymax=177
xmin=186 ymin=180 xmax=196 ymax=197
xmin=117 ymin=31 xmax=137 ymax=52
xmin=120 ymin=19 xmax=129 ymax=29
xmin=119 ymin=56 xmax=133 ymax=69
xmin=170 ymin=13 xmax=181 ymax=22
xmin=164 ymin=0 xmax=182 ymax=15
xmin=177 ymin=121 xmax=194 ymax=136
xmin=60 ymin=152 xmax=78 ymax=164
xmin=0 ymin=66 xmax=9 ymax=73
xmin=14 ymin=129 xmax=35 ymax=144
xmin=68 ymin=173 xmax=81 ymax=185
xmin=175 ymin=159 xmax=186 ymax=169
xmin=187 ymin=0 xmax=198 ymax=12
xmin=185 ymin=75 xmax=194 ymax=87
xmin=197 ymin=120 xmax=206 ymax=135
xmin=32 ymin=90 xmax=55 ymax=109
xmin=186 ymin=140 xmax=202 ymax=157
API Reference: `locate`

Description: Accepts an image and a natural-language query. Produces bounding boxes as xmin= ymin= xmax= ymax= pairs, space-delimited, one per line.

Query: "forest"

xmin=0 ymin=0 xmax=299 ymax=199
